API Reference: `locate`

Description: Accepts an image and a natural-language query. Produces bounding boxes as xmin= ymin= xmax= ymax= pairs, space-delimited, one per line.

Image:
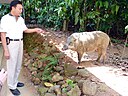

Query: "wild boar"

xmin=62 ymin=31 xmax=110 ymax=64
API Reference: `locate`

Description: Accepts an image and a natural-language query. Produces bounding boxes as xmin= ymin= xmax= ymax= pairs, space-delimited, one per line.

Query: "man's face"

xmin=12 ymin=4 xmax=23 ymax=16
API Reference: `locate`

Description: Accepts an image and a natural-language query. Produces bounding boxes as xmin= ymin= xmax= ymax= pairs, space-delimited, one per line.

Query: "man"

xmin=0 ymin=0 xmax=45 ymax=95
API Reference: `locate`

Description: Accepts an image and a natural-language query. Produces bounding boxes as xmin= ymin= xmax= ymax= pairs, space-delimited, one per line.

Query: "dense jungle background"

xmin=0 ymin=0 xmax=128 ymax=40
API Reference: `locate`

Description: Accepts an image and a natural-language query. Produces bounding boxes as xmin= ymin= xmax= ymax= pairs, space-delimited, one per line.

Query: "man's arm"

xmin=24 ymin=28 xmax=45 ymax=34
xmin=1 ymin=32 xmax=10 ymax=59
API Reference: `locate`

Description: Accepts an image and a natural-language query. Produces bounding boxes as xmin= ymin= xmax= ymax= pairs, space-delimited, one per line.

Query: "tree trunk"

xmin=63 ymin=20 xmax=68 ymax=32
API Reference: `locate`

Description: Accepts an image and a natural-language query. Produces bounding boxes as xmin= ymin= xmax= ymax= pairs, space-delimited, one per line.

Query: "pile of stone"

xmin=23 ymin=54 xmax=119 ymax=96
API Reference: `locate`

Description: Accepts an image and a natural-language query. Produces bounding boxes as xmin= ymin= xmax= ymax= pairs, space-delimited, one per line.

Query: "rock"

xmin=32 ymin=77 xmax=41 ymax=85
xmin=54 ymin=66 xmax=64 ymax=72
xmin=57 ymin=81 xmax=65 ymax=85
xmin=31 ymin=71 xmax=37 ymax=77
xmin=23 ymin=52 xmax=30 ymax=58
xmin=29 ymin=52 xmax=39 ymax=59
xmin=61 ymin=93 xmax=67 ymax=96
xmin=54 ymin=85 xmax=61 ymax=95
xmin=38 ymin=54 xmax=48 ymax=59
xmin=65 ymin=86 xmax=72 ymax=92
xmin=32 ymin=62 xmax=38 ymax=67
xmin=27 ymin=64 xmax=32 ymax=71
xmin=64 ymin=63 xmax=78 ymax=77
xmin=98 ymin=83 xmax=108 ymax=92
xmin=37 ymin=61 xmax=43 ymax=68
xmin=61 ymin=83 xmax=68 ymax=88
xmin=30 ymin=66 xmax=38 ymax=72
xmin=52 ymin=73 xmax=64 ymax=82
xmin=67 ymin=85 xmax=81 ymax=96
xmin=24 ymin=59 xmax=31 ymax=67
xmin=82 ymin=80 xmax=98 ymax=95
xmin=44 ymin=82 xmax=54 ymax=87
xmin=38 ymin=87 xmax=49 ymax=95
xmin=78 ymin=69 xmax=90 ymax=78
xmin=44 ymin=93 xmax=56 ymax=96
xmin=60 ymin=70 xmax=64 ymax=75
xmin=77 ymin=80 xmax=86 ymax=89
xmin=74 ymin=76 xmax=84 ymax=83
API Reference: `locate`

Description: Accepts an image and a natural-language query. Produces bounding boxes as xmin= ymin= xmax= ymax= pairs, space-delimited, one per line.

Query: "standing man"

xmin=0 ymin=0 xmax=45 ymax=95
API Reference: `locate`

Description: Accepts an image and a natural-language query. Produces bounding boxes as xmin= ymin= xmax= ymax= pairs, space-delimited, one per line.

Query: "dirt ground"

xmin=44 ymin=30 xmax=128 ymax=69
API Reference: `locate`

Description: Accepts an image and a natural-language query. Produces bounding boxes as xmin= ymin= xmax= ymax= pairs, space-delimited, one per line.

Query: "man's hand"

xmin=4 ymin=50 xmax=10 ymax=59
xmin=34 ymin=28 xmax=46 ymax=34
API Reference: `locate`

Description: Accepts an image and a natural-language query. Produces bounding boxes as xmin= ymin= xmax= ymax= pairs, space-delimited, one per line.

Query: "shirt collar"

xmin=9 ymin=13 xmax=20 ymax=17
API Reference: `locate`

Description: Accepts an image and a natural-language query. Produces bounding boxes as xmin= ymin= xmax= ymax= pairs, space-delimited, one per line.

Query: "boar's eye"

xmin=69 ymin=41 xmax=74 ymax=46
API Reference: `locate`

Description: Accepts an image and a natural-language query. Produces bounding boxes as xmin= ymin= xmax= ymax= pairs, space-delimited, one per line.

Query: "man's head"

xmin=10 ymin=0 xmax=23 ymax=17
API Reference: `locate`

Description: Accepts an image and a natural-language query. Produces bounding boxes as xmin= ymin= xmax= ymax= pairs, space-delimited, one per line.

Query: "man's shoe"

xmin=17 ymin=82 xmax=24 ymax=87
xmin=10 ymin=89 xmax=21 ymax=95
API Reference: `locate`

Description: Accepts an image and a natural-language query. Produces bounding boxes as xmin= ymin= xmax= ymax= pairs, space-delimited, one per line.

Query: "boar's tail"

xmin=108 ymin=39 xmax=114 ymax=50
xmin=109 ymin=40 xmax=113 ymax=46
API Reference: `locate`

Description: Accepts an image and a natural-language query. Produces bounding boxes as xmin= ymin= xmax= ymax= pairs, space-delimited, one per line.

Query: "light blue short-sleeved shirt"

xmin=0 ymin=14 xmax=28 ymax=39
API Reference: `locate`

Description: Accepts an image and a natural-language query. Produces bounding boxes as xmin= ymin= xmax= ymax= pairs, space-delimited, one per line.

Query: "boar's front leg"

xmin=96 ymin=48 xmax=102 ymax=62
xmin=77 ymin=52 xmax=83 ymax=64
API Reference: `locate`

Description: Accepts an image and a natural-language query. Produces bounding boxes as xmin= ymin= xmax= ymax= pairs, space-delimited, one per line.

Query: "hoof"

xmin=94 ymin=61 xmax=100 ymax=65
xmin=76 ymin=66 xmax=85 ymax=69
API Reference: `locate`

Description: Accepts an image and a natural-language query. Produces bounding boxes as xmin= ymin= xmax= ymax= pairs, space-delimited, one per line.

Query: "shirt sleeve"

xmin=21 ymin=17 xmax=28 ymax=31
xmin=0 ymin=24 xmax=2 ymax=32
xmin=0 ymin=17 xmax=8 ymax=33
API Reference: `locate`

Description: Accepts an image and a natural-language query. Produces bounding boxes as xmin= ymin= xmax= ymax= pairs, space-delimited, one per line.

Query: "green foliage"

xmin=111 ymin=37 xmax=128 ymax=47
xmin=62 ymin=79 xmax=76 ymax=93
xmin=111 ymin=38 xmax=122 ymax=44
xmin=126 ymin=43 xmax=128 ymax=47
xmin=66 ymin=79 xmax=75 ymax=88
xmin=62 ymin=87 xmax=67 ymax=93
xmin=42 ymin=55 xmax=58 ymax=81
xmin=0 ymin=4 xmax=9 ymax=17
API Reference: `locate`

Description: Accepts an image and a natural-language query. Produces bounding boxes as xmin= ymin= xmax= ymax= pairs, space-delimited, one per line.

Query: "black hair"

xmin=10 ymin=0 xmax=22 ymax=10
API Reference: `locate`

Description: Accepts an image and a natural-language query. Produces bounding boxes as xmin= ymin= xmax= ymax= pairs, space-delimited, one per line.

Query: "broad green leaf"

xmin=95 ymin=1 xmax=99 ymax=8
xmin=104 ymin=1 xmax=109 ymax=9
xmin=99 ymin=1 xmax=103 ymax=8
xmin=75 ymin=12 xmax=79 ymax=25
xmin=115 ymin=5 xmax=119 ymax=14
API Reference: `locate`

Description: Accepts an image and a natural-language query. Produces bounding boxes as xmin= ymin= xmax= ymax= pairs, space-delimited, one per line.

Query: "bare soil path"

xmin=0 ymin=45 xmax=39 ymax=96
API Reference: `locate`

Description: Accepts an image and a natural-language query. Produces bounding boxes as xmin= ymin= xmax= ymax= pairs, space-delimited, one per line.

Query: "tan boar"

xmin=62 ymin=31 xmax=110 ymax=64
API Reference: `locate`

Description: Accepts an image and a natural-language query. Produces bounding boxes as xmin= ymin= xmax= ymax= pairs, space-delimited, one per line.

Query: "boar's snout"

xmin=62 ymin=44 xmax=68 ymax=51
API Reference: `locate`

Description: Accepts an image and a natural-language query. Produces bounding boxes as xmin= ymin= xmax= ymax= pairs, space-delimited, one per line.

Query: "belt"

xmin=9 ymin=38 xmax=23 ymax=41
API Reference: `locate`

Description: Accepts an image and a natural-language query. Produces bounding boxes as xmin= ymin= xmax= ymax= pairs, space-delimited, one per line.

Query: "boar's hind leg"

xmin=96 ymin=48 xmax=102 ymax=62
xmin=101 ymin=48 xmax=107 ymax=64
xmin=97 ymin=48 xmax=106 ymax=64
xmin=77 ymin=52 xmax=83 ymax=64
